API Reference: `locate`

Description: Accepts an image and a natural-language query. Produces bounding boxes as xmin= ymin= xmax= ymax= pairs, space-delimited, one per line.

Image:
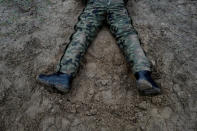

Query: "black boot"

xmin=135 ymin=70 xmax=161 ymax=95
xmin=37 ymin=72 xmax=72 ymax=93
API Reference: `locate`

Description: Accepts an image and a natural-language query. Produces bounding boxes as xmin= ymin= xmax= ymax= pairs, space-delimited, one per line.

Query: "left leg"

xmin=106 ymin=3 xmax=150 ymax=74
xmin=106 ymin=3 xmax=161 ymax=95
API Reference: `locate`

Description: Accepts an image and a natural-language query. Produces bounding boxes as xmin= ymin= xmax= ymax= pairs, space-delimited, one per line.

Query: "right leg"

xmin=37 ymin=2 xmax=106 ymax=92
xmin=57 ymin=2 xmax=106 ymax=77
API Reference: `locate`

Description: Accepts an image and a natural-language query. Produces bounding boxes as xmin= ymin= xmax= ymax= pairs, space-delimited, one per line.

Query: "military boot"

xmin=37 ymin=72 xmax=72 ymax=93
xmin=135 ymin=70 xmax=161 ymax=95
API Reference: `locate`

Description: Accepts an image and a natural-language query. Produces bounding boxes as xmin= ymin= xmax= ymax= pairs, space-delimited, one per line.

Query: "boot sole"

xmin=137 ymin=80 xmax=152 ymax=91
xmin=36 ymin=76 xmax=70 ymax=93
xmin=137 ymin=80 xmax=161 ymax=96
xmin=141 ymin=88 xmax=161 ymax=96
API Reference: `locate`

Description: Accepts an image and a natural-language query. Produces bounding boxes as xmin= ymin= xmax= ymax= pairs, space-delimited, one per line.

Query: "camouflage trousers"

xmin=57 ymin=0 xmax=150 ymax=77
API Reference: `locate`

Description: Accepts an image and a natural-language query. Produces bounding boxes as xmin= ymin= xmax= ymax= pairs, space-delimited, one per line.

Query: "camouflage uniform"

xmin=57 ymin=0 xmax=150 ymax=77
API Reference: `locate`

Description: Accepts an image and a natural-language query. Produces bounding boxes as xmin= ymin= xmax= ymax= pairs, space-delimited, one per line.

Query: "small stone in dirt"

xmin=101 ymin=80 xmax=108 ymax=86
xmin=72 ymin=118 xmax=81 ymax=126
xmin=86 ymin=109 xmax=97 ymax=116
xmin=138 ymin=101 xmax=148 ymax=110
xmin=59 ymin=99 xmax=63 ymax=103
xmin=152 ymin=97 xmax=162 ymax=104
xmin=70 ymin=108 xmax=77 ymax=113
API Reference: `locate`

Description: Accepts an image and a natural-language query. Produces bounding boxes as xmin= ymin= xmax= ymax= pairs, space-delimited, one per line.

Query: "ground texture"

xmin=0 ymin=0 xmax=197 ymax=130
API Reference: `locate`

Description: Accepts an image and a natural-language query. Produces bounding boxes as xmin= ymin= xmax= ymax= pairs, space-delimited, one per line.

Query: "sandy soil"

xmin=0 ymin=0 xmax=196 ymax=130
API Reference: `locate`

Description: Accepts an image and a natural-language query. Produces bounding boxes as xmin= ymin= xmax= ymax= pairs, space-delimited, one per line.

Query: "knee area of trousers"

xmin=117 ymin=32 xmax=138 ymax=41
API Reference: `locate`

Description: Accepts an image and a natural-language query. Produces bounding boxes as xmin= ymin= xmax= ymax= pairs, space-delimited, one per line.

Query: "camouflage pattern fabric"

xmin=57 ymin=0 xmax=150 ymax=77
xmin=82 ymin=0 xmax=128 ymax=5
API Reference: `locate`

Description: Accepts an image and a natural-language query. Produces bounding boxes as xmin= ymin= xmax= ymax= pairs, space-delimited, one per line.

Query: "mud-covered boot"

xmin=135 ymin=70 xmax=161 ymax=95
xmin=37 ymin=72 xmax=72 ymax=93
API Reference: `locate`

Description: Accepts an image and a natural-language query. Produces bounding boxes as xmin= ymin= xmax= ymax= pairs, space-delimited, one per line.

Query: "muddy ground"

xmin=0 ymin=0 xmax=196 ymax=131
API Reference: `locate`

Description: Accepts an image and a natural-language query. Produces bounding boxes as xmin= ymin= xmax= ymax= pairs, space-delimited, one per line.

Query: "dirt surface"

xmin=0 ymin=0 xmax=197 ymax=130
